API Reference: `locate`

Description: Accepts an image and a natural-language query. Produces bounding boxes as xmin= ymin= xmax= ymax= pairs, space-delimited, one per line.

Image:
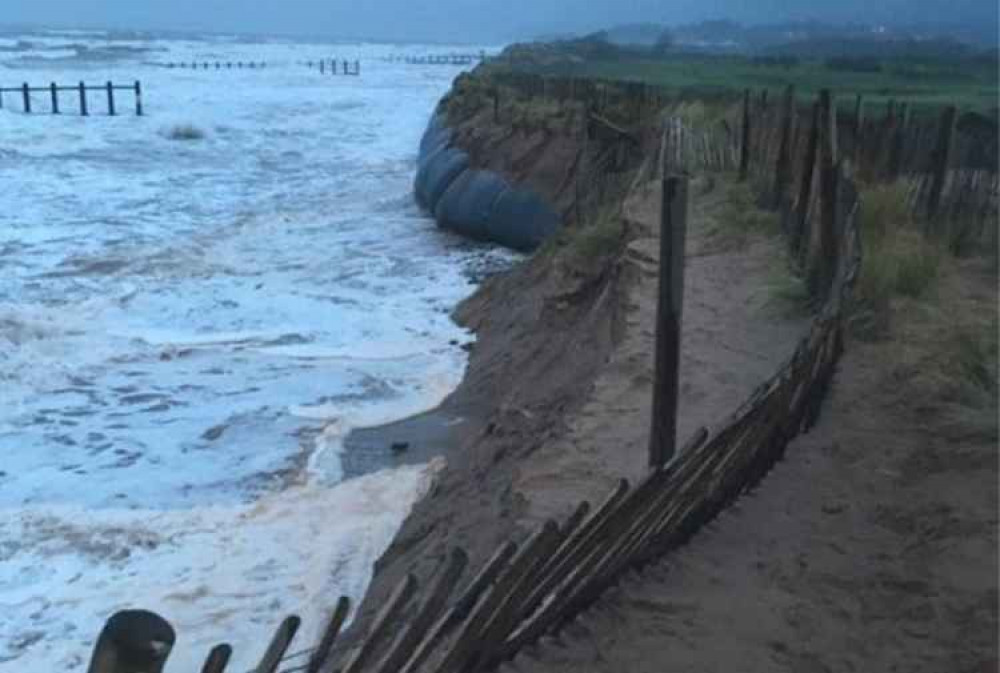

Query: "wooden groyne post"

xmin=2 ymin=81 xmax=143 ymax=116
xmin=649 ymin=175 xmax=689 ymax=467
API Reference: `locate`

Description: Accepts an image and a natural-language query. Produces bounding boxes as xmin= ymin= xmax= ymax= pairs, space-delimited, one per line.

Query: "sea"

xmin=0 ymin=27 xmax=507 ymax=671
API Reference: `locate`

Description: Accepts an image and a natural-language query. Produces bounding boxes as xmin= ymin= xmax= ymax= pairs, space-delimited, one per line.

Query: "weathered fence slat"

xmin=306 ymin=596 xmax=351 ymax=673
xmin=200 ymin=644 xmax=232 ymax=673
xmin=254 ymin=616 xmax=301 ymax=673
xmin=375 ymin=549 xmax=468 ymax=673
xmin=342 ymin=573 xmax=417 ymax=673
xmin=399 ymin=541 xmax=518 ymax=673
xmin=433 ymin=522 xmax=558 ymax=673
xmin=927 ymin=105 xmax=958 ymax=226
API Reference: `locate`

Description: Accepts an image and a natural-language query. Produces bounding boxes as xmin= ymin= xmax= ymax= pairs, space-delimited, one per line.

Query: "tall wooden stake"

xmin=649 ymin=175 xmax=689 ymax=468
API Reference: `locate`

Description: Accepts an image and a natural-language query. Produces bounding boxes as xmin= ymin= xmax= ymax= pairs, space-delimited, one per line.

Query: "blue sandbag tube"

xmin=416 ymin=146 xmax=469 ymax=211
xmin=414 ymin=113 xmax=561 ymax=252
xmin=434 ymin=170 xmax=509 ymax=241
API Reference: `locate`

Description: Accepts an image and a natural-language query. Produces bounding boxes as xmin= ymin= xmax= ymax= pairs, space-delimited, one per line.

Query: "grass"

xmin=714 ymin=181 xmax=781 ymax=240
xmin=485 ymin=50 xmax=999 ymax=116
xmin=854 ymin=183 xmax=947 ymax=336
xmin=166 ymin=124 xmax=206 ymax=141
xmin=565 ymin=211 xmax=625 ymax=268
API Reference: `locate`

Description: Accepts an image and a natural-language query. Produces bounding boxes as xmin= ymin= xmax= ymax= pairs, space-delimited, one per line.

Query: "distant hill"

xmin=565 ymin=19 xmax=998 ymax=53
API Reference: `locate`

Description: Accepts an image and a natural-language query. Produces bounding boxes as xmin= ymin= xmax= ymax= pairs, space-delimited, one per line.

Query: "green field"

xmin=484 ymin=48 xmax=999 ymax=117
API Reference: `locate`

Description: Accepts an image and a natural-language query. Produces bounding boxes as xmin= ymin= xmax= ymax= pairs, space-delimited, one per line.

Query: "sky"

xmin=3 ymin=0 xmax=998 ymax=44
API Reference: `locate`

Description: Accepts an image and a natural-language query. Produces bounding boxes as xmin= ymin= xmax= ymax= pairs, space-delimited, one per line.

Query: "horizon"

xmin=2 ymin=0 xmax=997 ymax=46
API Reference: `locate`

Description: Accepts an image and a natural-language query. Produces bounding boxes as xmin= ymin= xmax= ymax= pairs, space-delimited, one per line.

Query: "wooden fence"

xmin=83 ymin=75 xmax=992 ymax=673
xmin=0 ymin=81 xmax=142 ymax=116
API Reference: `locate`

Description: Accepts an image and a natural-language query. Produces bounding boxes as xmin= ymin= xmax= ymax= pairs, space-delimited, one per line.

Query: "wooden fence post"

xmin=649 ymin=175 xmax=689 ymax=468
xmin=792 ymin=100 xmax=821 ymax=257
xmin=22 ymin=83 xmax=30 ymax=113
xmin=79 ymin=81 xmax=88 ymax=116
xmin=254 ymin=616 xmax=301 ymax=673
xmin=106 ymin=81 xmax=115 ymax=116
xmin=307 ymin=597 xmax=351 ymax=673
xmin=809 ymin=89 xmax=839 ymax=302
xmin=49 ymin=82 xmax=59 ymax=114
xmin=200 ymin=644 xmax=232 ymax=673
xmin=87 ymin=610 xmax=175 ymax=673
xmin=134 ymin=81 xmax=143 ymax=116
xmin=927 ymin=105 xmax=957 ymax=226
xmin=772 ymin=84 xmax=796 ymax=209
xmin=342 ymin=574 xmax=417 ymax=673
xmin=739 ymin=88 xmax=751 ymax=181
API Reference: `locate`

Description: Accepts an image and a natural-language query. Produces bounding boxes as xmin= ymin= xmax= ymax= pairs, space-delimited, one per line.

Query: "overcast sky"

xmin=4 ymin=0 xmax=998 ymax=43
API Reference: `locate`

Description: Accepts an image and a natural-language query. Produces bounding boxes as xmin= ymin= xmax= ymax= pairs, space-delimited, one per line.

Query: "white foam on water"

xmin=0 ymin=462 xmax=442 ymax=671
xmin=0 ymin=29 xmax=508 ymax=670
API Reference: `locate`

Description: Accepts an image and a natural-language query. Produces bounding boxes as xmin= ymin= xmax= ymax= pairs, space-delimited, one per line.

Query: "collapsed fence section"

xmin=0 ymin=81 xmax=143 ymax=116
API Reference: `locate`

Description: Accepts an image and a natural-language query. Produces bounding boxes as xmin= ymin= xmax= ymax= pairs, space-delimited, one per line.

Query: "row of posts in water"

xmin=0 ymin=81 xmax=142 ymax=116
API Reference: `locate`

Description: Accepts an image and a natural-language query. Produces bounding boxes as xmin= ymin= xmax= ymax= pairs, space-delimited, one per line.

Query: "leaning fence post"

xmin=200 ymin=644 xmax=232 ymax=673
xmin=255 ymin=616 xmax=301 ymax=673
xmin=134 ymin=81 xmax=143 ymax=116
xmin=306 ymin=597 xmax=351 ymax=673
xmin=79 ymin=81 xmax=88 ymax=116
xmin=106 ymin=81 xmax=115 ymax=116
xmin=926 ymin=105 xmax=957 ymax=227
xmin=648 ymin=175 xmax=689 ymax=468
xmin=739 ymin=88 xmax=751 ymax=180
xmin=22 ymin=83 xmax=30 ymax=113
xmin=86 ymin=610 xmax=176 ymax=673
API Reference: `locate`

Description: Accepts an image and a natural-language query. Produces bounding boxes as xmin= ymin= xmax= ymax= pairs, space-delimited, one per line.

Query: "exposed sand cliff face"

xmin=339 ymin=78 xmax=633 ymax=649
xmin=339 ymin=80 xmax=807 ymax=658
